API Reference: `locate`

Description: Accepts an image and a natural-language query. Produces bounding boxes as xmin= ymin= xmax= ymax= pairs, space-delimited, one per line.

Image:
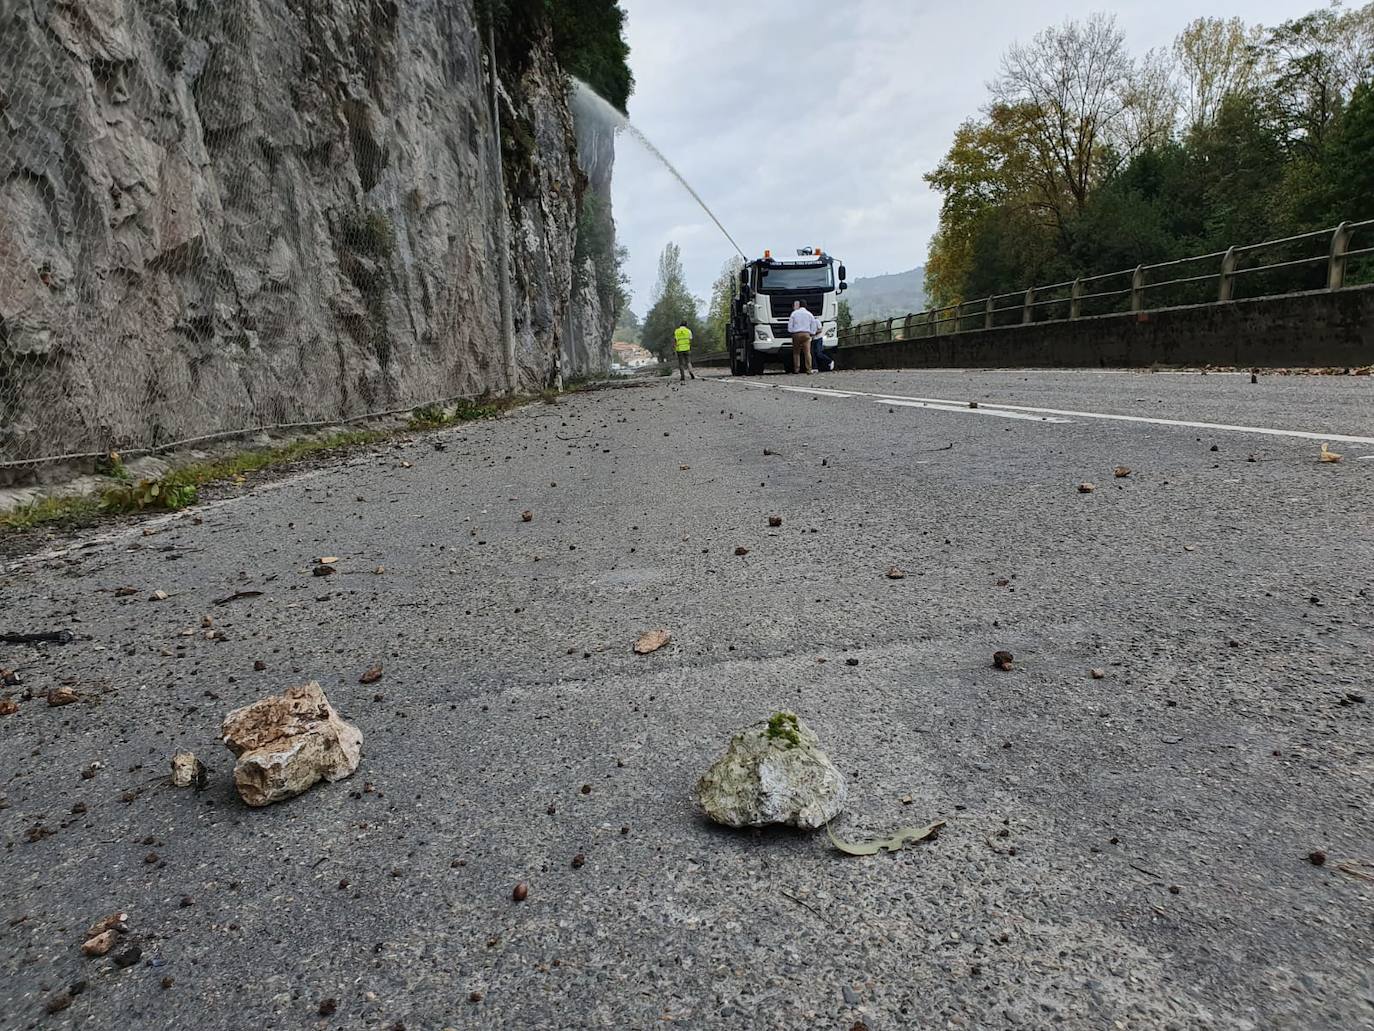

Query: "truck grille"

xmin=768 ymin=294 xmax=825 ymax=320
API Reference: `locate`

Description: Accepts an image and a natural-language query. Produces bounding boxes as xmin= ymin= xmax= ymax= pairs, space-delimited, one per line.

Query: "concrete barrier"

xmin=698 ymin=286 xmax=1374 ymax=370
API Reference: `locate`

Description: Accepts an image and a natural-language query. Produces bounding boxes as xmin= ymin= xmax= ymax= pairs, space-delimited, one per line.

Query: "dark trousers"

xmin=676 ymin=351 xmax=694 ymax=379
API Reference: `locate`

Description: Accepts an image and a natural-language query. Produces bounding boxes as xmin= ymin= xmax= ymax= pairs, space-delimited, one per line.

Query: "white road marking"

xmin=775 ymin=385 xmax=855 ymax=399
xmin=878 ymin=399 xmax=1073 ymax=423
xmin=719 ymin=378 xmax=1374 ymax=445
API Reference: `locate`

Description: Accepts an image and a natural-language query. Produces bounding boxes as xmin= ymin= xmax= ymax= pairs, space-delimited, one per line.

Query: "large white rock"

xmin=221 ymin=682 xmax=361 ymax=807
xmin=695 ymin=713 xmax=847 ymax=829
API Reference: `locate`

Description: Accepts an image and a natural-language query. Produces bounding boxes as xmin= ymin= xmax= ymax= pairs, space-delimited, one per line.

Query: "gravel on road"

xmin=1 ymin=368 xmax=1371 ymax=1030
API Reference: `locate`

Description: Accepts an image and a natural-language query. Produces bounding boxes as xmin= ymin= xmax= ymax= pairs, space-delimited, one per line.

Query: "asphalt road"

xmin=2 ymin=368 xmax=1372 ymax=1030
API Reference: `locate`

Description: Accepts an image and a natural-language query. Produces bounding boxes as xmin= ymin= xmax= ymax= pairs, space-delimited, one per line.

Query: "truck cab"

xmin=727 ymin=249 xmax=847 ymax=375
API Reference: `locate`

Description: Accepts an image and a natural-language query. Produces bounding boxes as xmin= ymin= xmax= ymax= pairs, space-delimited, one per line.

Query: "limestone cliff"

xmin=0 ymin=0 xmax=613 ymax=471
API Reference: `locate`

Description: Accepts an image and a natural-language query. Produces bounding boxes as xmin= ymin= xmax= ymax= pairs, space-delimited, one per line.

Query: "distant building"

xmin=611 ymin=341 xmax=655 ymax=368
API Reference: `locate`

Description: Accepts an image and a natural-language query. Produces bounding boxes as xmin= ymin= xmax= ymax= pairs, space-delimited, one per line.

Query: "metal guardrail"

xmin=840 ymin=219 xmax=1374 ymax=348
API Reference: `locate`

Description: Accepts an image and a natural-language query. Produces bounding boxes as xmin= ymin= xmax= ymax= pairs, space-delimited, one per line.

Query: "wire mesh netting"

xmin=0 ymin=1 xmax=571 ymax=479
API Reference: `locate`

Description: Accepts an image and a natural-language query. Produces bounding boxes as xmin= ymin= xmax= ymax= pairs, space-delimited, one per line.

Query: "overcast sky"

xmin=607 ymin=0 xmax=1324 ymax=314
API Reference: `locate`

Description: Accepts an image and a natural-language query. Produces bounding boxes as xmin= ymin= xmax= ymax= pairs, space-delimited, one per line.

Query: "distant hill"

xmin=842 ymin=267 xmax=926 ymax=321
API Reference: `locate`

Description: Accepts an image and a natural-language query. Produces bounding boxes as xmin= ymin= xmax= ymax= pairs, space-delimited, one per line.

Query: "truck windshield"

xmin=757 ymin=265 xmax=834 ymax=292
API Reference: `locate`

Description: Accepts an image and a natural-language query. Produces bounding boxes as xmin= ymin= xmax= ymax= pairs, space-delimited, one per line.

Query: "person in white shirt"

xmin=787 ymin=301 xmax=821 ymax=374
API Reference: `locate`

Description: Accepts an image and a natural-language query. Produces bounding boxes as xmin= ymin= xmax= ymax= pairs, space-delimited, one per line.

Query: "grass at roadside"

xmin=1 ymin=389 xmax=573 ymax=535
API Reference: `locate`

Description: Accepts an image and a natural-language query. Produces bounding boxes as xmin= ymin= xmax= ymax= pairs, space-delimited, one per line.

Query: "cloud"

xmin=607 ymin=0 xmax=1322 ymax=316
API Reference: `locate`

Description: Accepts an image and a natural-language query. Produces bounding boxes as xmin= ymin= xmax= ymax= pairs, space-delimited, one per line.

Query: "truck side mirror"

xmin=838 ymin=282 xmax=848 ymax=293
xmin=838 ymin=265 xmax=847 ymax=280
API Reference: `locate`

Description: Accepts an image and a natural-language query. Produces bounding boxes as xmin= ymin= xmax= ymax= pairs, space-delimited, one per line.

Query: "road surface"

xmin=2 ymin=368 xmax=1371 ymax=1029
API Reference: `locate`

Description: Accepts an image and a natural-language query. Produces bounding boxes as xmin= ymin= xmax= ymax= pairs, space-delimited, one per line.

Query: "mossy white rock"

xmin=695 ymin=713 xmax=847 ymax=829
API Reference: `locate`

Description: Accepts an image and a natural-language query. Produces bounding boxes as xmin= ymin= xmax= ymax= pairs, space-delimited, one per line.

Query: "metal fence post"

xmin=1022 ymin=287 xmax=1035 ymax=325
xmin=1130 ymin=266 xmax=1145 ymax=312
xmin=1218 ymin=247 xmax=1237 ymax=302
xmin=1329 ymin=222 xmax=1352 ymax=290
xmin=885 ymin=317 xmax=894 ymax=343
xmin=1070 ymin=278 xmax=1083 ymax=319
xmin=928 ymin=309 xmax=937 ymax=338
xmin=984 ymin=296 xmax=994 ymax=330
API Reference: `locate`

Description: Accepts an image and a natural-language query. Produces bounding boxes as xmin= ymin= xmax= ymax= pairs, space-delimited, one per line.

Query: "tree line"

xmin=924 ymin=3 xmax=1374 ymax=310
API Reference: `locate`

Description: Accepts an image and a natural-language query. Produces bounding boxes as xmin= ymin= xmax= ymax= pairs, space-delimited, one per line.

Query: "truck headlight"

xmin=755 ymin=328 xmax=770 ymax=341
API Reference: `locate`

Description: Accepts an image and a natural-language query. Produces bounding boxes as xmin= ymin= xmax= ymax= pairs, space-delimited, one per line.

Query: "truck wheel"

xmin=729 ymin=348 xmax=746 ymax=376
xmin=744 ymin=343 xmax=766 ymax=376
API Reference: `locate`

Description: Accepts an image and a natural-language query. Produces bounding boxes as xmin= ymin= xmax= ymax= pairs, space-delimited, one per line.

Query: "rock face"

xmin=695 ymin=713 xmax=847 ymax=829
xmin=221 ymin=681 xmax=361 ymax=807
xmin=0 ymin=1 xmax=609 ymax=470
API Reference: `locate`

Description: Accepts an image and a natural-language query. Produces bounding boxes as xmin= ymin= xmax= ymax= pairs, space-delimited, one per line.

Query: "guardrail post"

xmin=1070 ymin=278 xmax=1083 ymax=319
xmin=885 ymin=317 xmax=894 ymax=343
xmin=1218 ymin=247 xmax=1237 ymax=302
xmin=903 ymin=314 xmax=914 ymax=340
xmin=927 ymin=309 xmax=937 ymax=338
xmin=1022 ymin=288 xmax=1035 ymax=325
xmin=1130 ymin=266 xmax=1145 ymax=312
xmin=1329 ymin=222 xmax=1352 ymax=289
xmin=984 ymin=296 xmax=994 ymax=330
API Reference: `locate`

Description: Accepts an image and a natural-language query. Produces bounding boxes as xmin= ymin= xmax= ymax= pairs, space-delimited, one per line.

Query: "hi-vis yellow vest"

xmin=674 ymin=326 xmax=692 ymax=352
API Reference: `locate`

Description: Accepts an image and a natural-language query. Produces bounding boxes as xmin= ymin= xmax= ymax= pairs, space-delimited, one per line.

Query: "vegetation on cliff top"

xmin=479 ymin=0 xmax=634 ymax=112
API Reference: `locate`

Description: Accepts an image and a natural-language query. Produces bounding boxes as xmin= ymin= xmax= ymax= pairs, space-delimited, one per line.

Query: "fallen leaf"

xmin=0 ymin=699 xmax=17 ymax=716
xmin=1078 ymin=483 xmax=1095 ymax=494
xmin=312 ymin=565 xmax=335 ymax=578
xmin=512 ymin=881 xmax=529 ymax=901
xmin=114 ymin=587 xmax=138 ymax=598
xmin=521 ymin=510 xmax=534 ymax=522
xmin=1319 ymin=443 xmax=1343 ymax=463
xmin=1114 ymin=466 xmax=1131 ymax=478
xmin=149 ymin=590 xmax=169 ymax=602
xmin=679 ymin=465 xmax=691 ymax=471
xmin=827 ymin=820 xmax=945 ymax=857
xmin=633 ymin=629 xmax=671 ymax=655
xmin=47 ymin=687 xmax=79 ymax=707
xmin=767 ymin=515 xmax=783 ymax=527
xmin=885 ymin=566 xmax=906 ymax=580
xmin=1090 ymin=669 xmax=1105 ymax=679
xmin=993 ymin=650 xmax=1014 ymax=671
xmin=359 ymin=664 xmax=384 ymax=684
xmin=317 ymin=556 xmax=339 ymax=565
xmin=734 ymin=547 xmax=749 ymax=556
xmin=374 ymin=566 xmax=386 ymax=575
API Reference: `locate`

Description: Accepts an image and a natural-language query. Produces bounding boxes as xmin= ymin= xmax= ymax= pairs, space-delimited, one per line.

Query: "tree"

xmin=704 ymin=258 xmax=742 ymax=354
xmin=1173 ymin=17 xmax=1263 ymax=132
xmin=614 ymin=306 xmax=641 ymax=344
xmin=640 ymin=243 xmax=702 ymax=360
xmin=836 ymin=299 xmax=853 ymax=332
xmin=991 ymin=14 xmax=1134 ymax=230
xmin=1118 ymin=48 xmax=1180 ymax=155
xmin=923 ymin=103 xmax=1054 ymax=305
xmin=1258 ymin=4 xmax=1374 ymax=156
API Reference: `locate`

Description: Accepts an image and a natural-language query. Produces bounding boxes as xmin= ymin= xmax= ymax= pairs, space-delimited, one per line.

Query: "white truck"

xmin=727 ymin=248 xmax=847 ymax=375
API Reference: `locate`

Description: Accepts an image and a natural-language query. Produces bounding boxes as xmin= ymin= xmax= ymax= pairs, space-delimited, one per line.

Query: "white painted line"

xmin=874 ymin=394 xmax=1374 ymax=445
xmin=717 ymin=378 xmax=1374 ymax=445
xmin=775 ymin=385 xmax=856 ymax=398
xmin=878 ymin=399 xmax=1073 ymax=423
